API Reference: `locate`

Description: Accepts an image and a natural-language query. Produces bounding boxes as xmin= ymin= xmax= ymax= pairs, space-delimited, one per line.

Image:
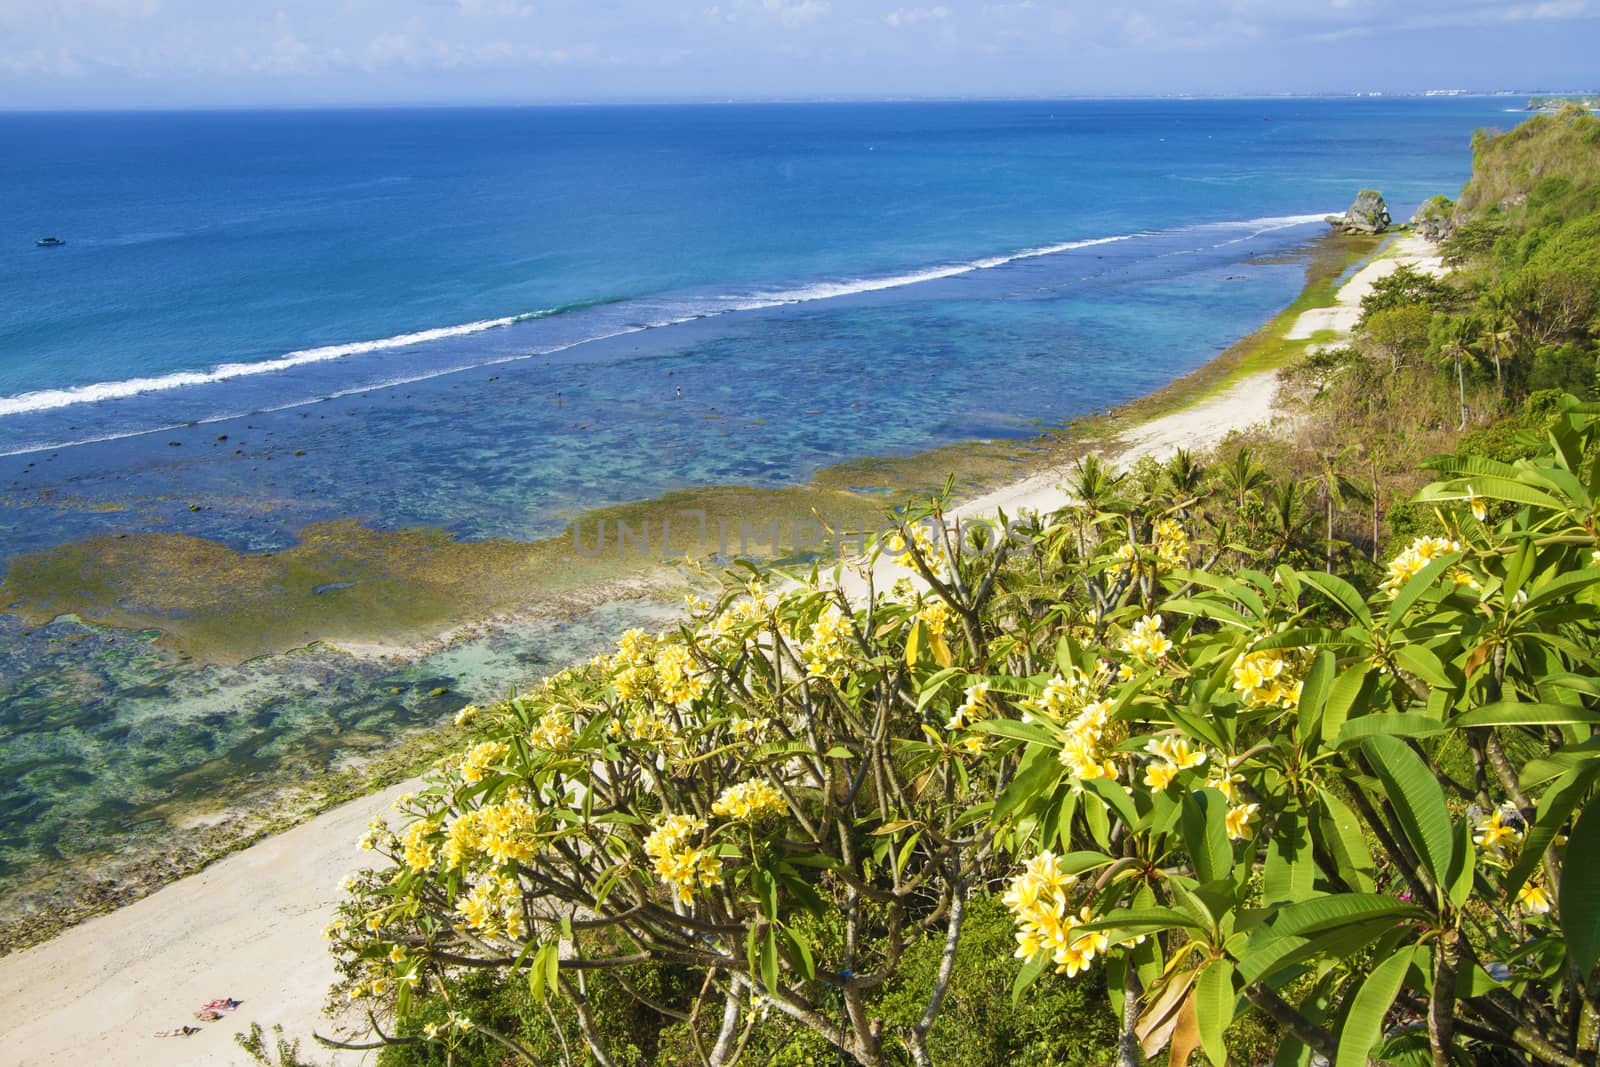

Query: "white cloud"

xmin=1502 ymin=0 xmax=1587 ymax=19
xmin=454 ymin=0 xmax=535 ymax=17
xmin=885 ymin=5 xmax=949 ymax=27
xmin=761 ymin=0 xmax=830 ymax=27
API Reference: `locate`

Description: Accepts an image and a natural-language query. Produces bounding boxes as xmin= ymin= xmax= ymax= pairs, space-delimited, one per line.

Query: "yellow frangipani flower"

xmin=644 ymin=814 xmax=722 ymax=904
xmin=1382 ymin=535 xmax=1471 ymax=595
xmin=1473 ymin=809 xmax=1523 ymax=858
xmin=1146 ymin=735 xmax=1206 ymax=771
xmin=947 ymin=682 xmax=991 ymax=731
xmin=529 ymin=709 xmax=576 ymax=752
xmin=918 ymin=598 xmax=954 ymax=637
xmin=712 ymin=779 xmax=788 ymax=820
xmin=401 ymin=819 xmax=441 ymax=873
xmin=1518 ymin=882 xmax=1552 ymax=915
xmin=1143 ymin=762 xmax=1179 ymax=790
xmin=460 ymin=741 xmax=507 ymax=785
xmin=1230 ymin=648 xmax=1304 ymax=710
xmin=1119 ymin=614 xmax=1173 ymax=661
xmin=1225 ymin=802 xmax=1261 ymax=841
xmin=803 ymin=605 xmax=852 ymax=684
xmin=1207 ymin=769 xmax=1245 ymax=803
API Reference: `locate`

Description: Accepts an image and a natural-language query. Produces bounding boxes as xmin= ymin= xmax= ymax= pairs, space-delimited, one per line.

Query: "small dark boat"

xmin=35 ymin=236 xmax=65 ymax=248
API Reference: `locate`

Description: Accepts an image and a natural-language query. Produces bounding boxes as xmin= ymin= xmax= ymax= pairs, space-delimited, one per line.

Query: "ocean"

xmin=0 ymin=97 xmax=1513 ymax=906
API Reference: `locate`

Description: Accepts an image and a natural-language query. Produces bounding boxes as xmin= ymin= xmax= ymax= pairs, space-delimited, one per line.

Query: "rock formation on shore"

xmin=1409 ymin=195 xmax=1455 ymax=241
xmin=1326 ymin=189 xmax=1392 ymax=235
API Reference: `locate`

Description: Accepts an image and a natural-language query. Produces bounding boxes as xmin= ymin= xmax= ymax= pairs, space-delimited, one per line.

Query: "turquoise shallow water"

xmin=0 ymin=98 xmax=1512 ymax=903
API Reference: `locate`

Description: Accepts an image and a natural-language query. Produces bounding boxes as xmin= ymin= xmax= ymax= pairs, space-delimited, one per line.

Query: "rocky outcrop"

xmin=1409 ymin=195 xmax=1456 ymax=241
xmin=1326 ymin=189 xmax=1392 ymax=235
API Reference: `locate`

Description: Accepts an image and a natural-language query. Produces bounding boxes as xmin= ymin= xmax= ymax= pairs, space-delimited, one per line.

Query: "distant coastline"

xmin=1526 ymin=94 xmax=1600 ymax=112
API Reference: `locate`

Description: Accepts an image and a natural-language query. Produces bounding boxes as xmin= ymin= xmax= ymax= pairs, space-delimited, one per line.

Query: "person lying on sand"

xmin=155 ymin=1026 xmax=201 ymax=1038
xmin=193 ymin=1010 xmax=222 ymax=1022
xmin=201 ymin=997 xmax=242 ymax=1011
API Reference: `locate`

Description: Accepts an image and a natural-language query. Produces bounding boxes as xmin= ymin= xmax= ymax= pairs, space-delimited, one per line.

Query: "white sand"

xmin=1285 ymin=233 xmax=1445 ymax=340
xmin=949 ymin=369 xmax=1284 ymax=522
xmin=0 ymin=783 xmax=416 ymax=1066
xmin=0 ymin=230 xmax=1444 ymax=1066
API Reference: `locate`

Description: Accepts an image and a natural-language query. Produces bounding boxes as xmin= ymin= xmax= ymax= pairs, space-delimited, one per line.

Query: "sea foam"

xmin=0 ymin=214 xmax=1330 ymax=424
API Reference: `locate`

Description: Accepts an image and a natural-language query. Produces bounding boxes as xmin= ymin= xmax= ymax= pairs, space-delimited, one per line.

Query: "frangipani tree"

xmin=325 ymin=399 xmax=1600 ymax=1067
xmin=325 ymin=513 xmax=1023 ymax=1067
xmin=978 ymin=397 xmax=1600 ymax=1067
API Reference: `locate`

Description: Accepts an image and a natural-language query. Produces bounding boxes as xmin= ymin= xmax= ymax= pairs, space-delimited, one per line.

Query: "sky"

xmin=0 ymin=0 xmax=1595 ymax=109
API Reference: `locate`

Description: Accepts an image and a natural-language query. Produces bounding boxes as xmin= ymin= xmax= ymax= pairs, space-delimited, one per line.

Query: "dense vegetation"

xmin=253 ymin=111 xmax=1600 ymax=1066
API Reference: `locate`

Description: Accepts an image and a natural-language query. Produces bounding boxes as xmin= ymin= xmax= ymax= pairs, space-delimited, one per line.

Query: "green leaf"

xmin=1194 ymin=960 xmax=1236 ymax=1067
xmin=1260 ymin=893 xmax=1428 ymax=939
xmin=1445 ymin=818 xmax=1475 ymax=910
xmin=1300 ymin=571 xmax=1374 ymax=627
xmin=1084 ymin=790 xmax=1111 ymax=849
xmin=1525 ymin=567 xmax=1600 ymax=610
xmin=914 ymin=667 xmax=966 ymax=713
xmin=1335 ymin=945 xmax=1420 ymax=1067
xmin=1522 ymin=738 xmax=1600 ymax=789
xmin=527 ymin=942 xmax=557 ymax=1001
xmin=760 ymin=926 xmax=780 ymax=993
xmin=994 ymin=744 xmax=1061 ymax=822
xmin=1444 ymin=475 xmax=1567 ymax=512
xmin=781 ymin=925 xmax=816 ymax=982
xmin=972 ymin=718 xmax=1059 ymax=745
xmin=1264 ymin=803 xmax=1313 ymax=905
xmin=1336 ymin=713 xmax=1446 ymax=746
xmin=1075 ymin=907 xmax=1210 ymax=936
xmin=1452 ymin=701 xmax=1600 ymax=728
xmin=895 ymin=831 xmax=922 ymax=880
xmin=1386 ymin=555 xmax=1460 ymax=626
xmin=1083 ymin=777 xmax=1140 ymax=829
xmin=1361 ymin=735 xmax=1457 ymax=888
xmin=1235 ymin=918 xmax=1401 ymax=986
xmin=1182 ymin=789 xmax=1233 ymax=883
xmin=754 ymin=867 xmax=779 ymax=919
xmin=1161 ymin=596 xmax=1254 ymax=629
xmin=1505 ymin=764 xmax=1600 ymax=896
xmin=1562 ymin=800 xmax=1600 ymax=974
xmin=1391 ymin=644 xmax=1452 ymax=689
xmin=1321 ymin=664 xmax=1374 ymax=746
xmin=1296 ymin=652 xmax=1336 ymax=744
xmin=1012 ymin=950 xmax=1049 ymax=1008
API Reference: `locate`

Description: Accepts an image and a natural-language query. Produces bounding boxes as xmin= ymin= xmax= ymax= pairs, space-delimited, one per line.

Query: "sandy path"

xmin=0 ymin=783 xmax=416 ymax=1066
xmin=950 ymin=369 xmax=1284 ymax=522
xmin=1285 ymin=233 xmax=1445 ymax=340
xmin=0 ymin=229 xmax=1442 ymax=1066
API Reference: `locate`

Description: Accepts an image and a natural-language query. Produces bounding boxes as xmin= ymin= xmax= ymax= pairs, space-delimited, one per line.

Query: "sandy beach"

xmin=1284 ymin=233 xmax=1445 ymax=340
xmin=0 ymin=231 xmax=1443 ymax=1067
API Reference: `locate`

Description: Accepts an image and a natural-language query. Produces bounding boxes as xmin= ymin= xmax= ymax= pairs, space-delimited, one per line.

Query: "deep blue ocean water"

xmin=1 ymin=98 xmax=1518 ymax=553
xmin=0 ymin=98 xmax=1523 ymax=896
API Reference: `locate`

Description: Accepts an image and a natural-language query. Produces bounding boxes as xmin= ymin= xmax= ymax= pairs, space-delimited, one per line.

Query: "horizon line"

xmin=0 ymin=88 xmax=1584 ymax=115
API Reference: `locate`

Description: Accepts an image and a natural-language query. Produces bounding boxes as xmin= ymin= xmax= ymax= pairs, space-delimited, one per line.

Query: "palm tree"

xmin=1437 ymin=316 xmax=1474 ymax=430
xmin=1476 ymin=292 xmax=1512 ymax=396
xmin=1162 ymin=448 xmax=1205 ymax=516
xmin=1217 ymin=447 xmax=1269 ymax=510
xmin=1061 ymin=453 xmax=1124 ymax=558
xmin=1311 ymin=449 xmax=1373 ymax=572
xmin=1260 ymin=478 xmax=1318 ymax=565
